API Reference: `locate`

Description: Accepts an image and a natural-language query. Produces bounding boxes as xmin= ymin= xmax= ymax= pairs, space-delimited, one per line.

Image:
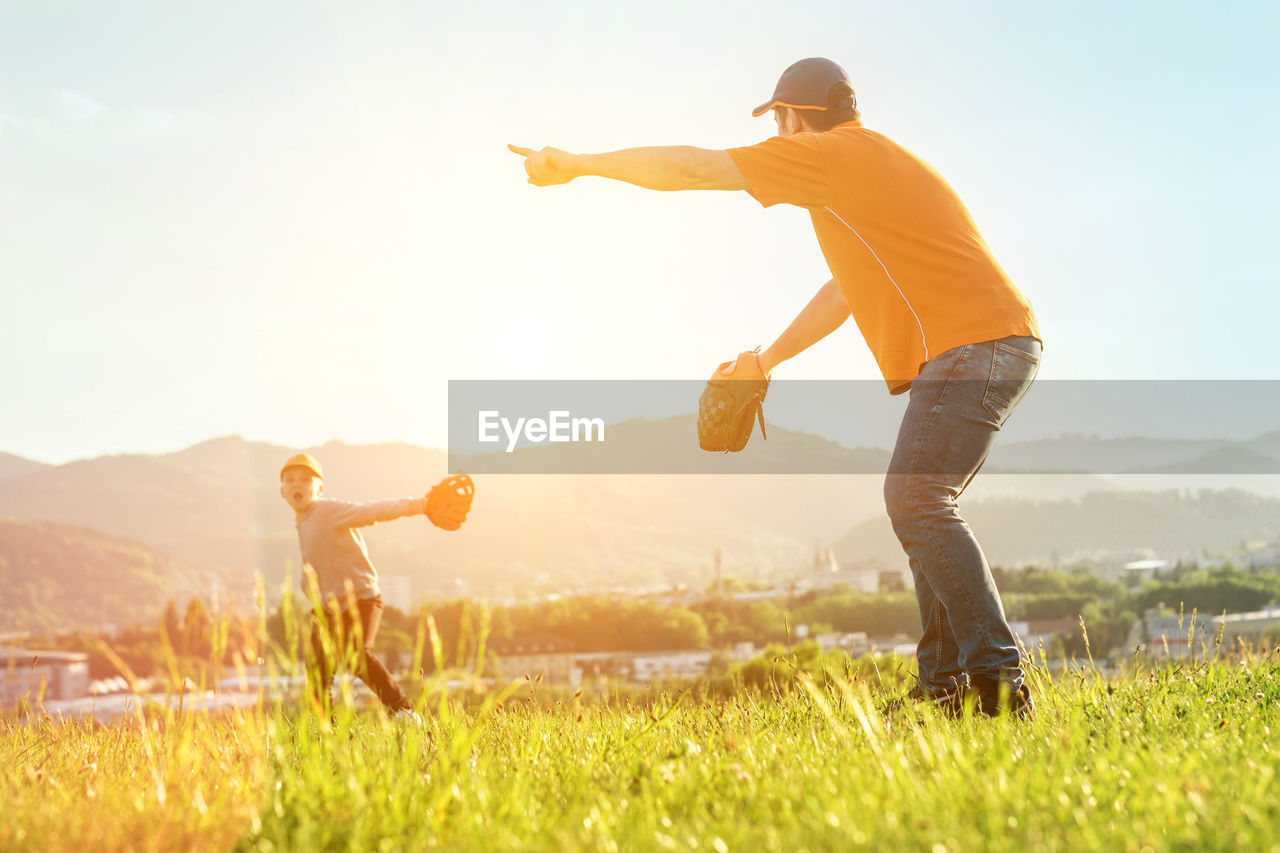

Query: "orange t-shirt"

xmin=728 ymin=122 xmax=1040 ymax=393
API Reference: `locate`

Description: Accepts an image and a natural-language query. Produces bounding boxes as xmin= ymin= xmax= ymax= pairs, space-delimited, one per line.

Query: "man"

xmin=510 ymin=57 xmax=1041 ymax=717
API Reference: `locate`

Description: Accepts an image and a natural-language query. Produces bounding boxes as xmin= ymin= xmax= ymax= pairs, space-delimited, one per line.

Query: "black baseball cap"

xmin=752 ymin=57 xmax=857 ymax=117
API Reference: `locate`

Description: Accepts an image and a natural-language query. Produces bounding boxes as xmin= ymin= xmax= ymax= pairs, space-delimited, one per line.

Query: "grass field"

xmin=4 ymin=640 xmax=1280 ymax=852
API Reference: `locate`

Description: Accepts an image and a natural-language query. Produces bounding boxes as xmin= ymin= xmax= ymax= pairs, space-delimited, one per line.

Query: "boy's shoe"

xmin=393 ymin=708 xmax=424 ymax=725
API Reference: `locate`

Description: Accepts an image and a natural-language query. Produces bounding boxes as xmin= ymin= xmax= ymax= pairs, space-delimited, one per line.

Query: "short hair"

xmin=797 ymin=82 xmax=860 ymax=132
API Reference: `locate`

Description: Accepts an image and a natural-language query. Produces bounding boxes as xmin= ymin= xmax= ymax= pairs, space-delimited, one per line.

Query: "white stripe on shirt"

xmin=824 ymin=207 xmax=929 ymax=361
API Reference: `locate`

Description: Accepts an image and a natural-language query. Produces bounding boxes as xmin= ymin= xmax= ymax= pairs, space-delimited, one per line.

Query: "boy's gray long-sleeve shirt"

xmin=294 ymin=497 xmax=425 ymax=602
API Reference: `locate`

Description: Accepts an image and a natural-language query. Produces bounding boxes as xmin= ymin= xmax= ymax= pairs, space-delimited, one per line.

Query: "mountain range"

xmin=448 ymin=415 xmax=1280 ymax=477
xmin=0 ymin=517 xmax=208 ymax=635
xmin=3 ymin=425 xmax=1280 ymax=633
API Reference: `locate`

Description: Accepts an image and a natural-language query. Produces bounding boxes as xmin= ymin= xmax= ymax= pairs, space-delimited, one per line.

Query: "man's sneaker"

xmin=393 ymin=708 xmax=424 ymax=725
xmin=884 ymin=683 xmax=961 ymax=714
xmin=969 ymin=675 xmax=1035 ymax=720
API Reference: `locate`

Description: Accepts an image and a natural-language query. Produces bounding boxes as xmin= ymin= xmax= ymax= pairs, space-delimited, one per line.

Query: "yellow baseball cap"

xmin=280 ymin=453 xmax=324 ymax=481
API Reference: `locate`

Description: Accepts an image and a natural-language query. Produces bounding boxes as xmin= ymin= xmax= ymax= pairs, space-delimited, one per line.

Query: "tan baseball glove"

xmin=425 ymin=473 xmax=475 ymax=531
xmin=697 ymin=349 xmax=770 ymax=452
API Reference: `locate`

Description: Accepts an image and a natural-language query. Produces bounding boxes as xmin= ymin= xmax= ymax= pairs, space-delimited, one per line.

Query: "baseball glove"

xmin=425 ymin=473 xmax=475 ymax=531
xmin=697 ymin=349 xmax=770 ymax=452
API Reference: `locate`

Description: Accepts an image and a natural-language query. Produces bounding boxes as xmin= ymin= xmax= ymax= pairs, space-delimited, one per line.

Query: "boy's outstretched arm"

xmin=324 ymin=498 xmax=426 ymax=529
xmin=509 ymin=143 xmax=748 ymax=192
xmin=758 ymin=279 xmax=851 ymax=375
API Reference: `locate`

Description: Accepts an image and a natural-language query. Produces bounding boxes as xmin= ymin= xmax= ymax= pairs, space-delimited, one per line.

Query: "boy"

xmin=280 ymin=452 xmax=470 ymax=721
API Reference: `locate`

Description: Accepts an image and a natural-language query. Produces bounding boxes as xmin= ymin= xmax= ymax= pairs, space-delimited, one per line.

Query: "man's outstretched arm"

xmin=509 ymin=143 xmax=748 ymax=192
xmin=759 ymin=279 xmax=851 ymax=375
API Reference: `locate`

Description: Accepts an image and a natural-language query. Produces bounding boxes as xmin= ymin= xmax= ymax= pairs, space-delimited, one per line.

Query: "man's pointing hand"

xmin=508 ymin=143 xmax=579 ymax=187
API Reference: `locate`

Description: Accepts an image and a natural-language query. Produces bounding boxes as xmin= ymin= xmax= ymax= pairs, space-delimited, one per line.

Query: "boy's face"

xmin=280 ymin=467 xmax=323 ymax=513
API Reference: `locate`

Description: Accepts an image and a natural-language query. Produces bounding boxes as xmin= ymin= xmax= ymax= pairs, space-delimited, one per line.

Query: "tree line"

xmin=35 ymin=561 xmax=1280 ymax=680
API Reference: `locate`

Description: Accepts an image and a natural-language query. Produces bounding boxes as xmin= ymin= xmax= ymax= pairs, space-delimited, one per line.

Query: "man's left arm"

xmin=509 ymin=144 xmax=748 ymax=192
xmin=758 ymin=278 xmax=850 ymax=374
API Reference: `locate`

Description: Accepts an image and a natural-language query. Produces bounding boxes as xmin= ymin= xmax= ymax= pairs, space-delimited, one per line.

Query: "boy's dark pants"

xmin=308 ymin=595 xmax=412 ymax=713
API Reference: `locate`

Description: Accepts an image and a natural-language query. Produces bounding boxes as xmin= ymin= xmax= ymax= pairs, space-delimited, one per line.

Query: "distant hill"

xmin=454 ymin=415 xmax=892 ymax=474
xmin=1132 ymin=446 xmax=1280 ymax=475
xmin=833 ymin=489 xmax=1280 ymax=569
xmin=7 ymin=426 xmax=1280 ymax=628
xmin=1245 ymin=430 xmax=1280 ymax=460
xmin=0 ymin=437 xmax=451 ymax=603
xmin=453 ymin=415 xmax=1280 ymax=478
xmin=0 ymin=434 xmax=900 ymax=611
xmin=0 ymin=518 xmax=209 ymax=635
xmin=987 ymin=434 xmax=1280 ymax=475
xmin=987 ymin=436 xmax=1223 ymax=474
xmin=0 ymin=451 xmax=49 ymax=482
xmin=0 ymin=434 xmax=1117 ymax=622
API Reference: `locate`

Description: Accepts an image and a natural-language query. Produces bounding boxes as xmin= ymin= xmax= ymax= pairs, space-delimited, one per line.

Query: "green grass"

xmin=1 ymin=709 xmax=261 ymax=851
xmin=4 ymin=654 xmax=1280 ymax=852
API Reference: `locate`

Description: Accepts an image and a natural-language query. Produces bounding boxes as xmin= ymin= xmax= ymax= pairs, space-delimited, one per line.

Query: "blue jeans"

xmin=883 ymin=335 xmax=1041 ymax=693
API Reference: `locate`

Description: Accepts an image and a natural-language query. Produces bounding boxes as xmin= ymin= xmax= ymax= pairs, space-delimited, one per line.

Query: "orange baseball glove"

xmin=697 ymin=349 xmax=770 ymax=452
xmin=425 ymin=473 xmax=475 ymax=531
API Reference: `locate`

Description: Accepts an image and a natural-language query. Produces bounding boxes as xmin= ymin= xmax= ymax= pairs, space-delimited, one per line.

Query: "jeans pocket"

xmin=982 ymin=338 xmax=1040 ymax=426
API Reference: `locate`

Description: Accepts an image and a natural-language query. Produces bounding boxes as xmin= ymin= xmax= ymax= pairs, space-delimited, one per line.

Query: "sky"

xmin=2 ymin=1 xmax=1278 ymax=464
